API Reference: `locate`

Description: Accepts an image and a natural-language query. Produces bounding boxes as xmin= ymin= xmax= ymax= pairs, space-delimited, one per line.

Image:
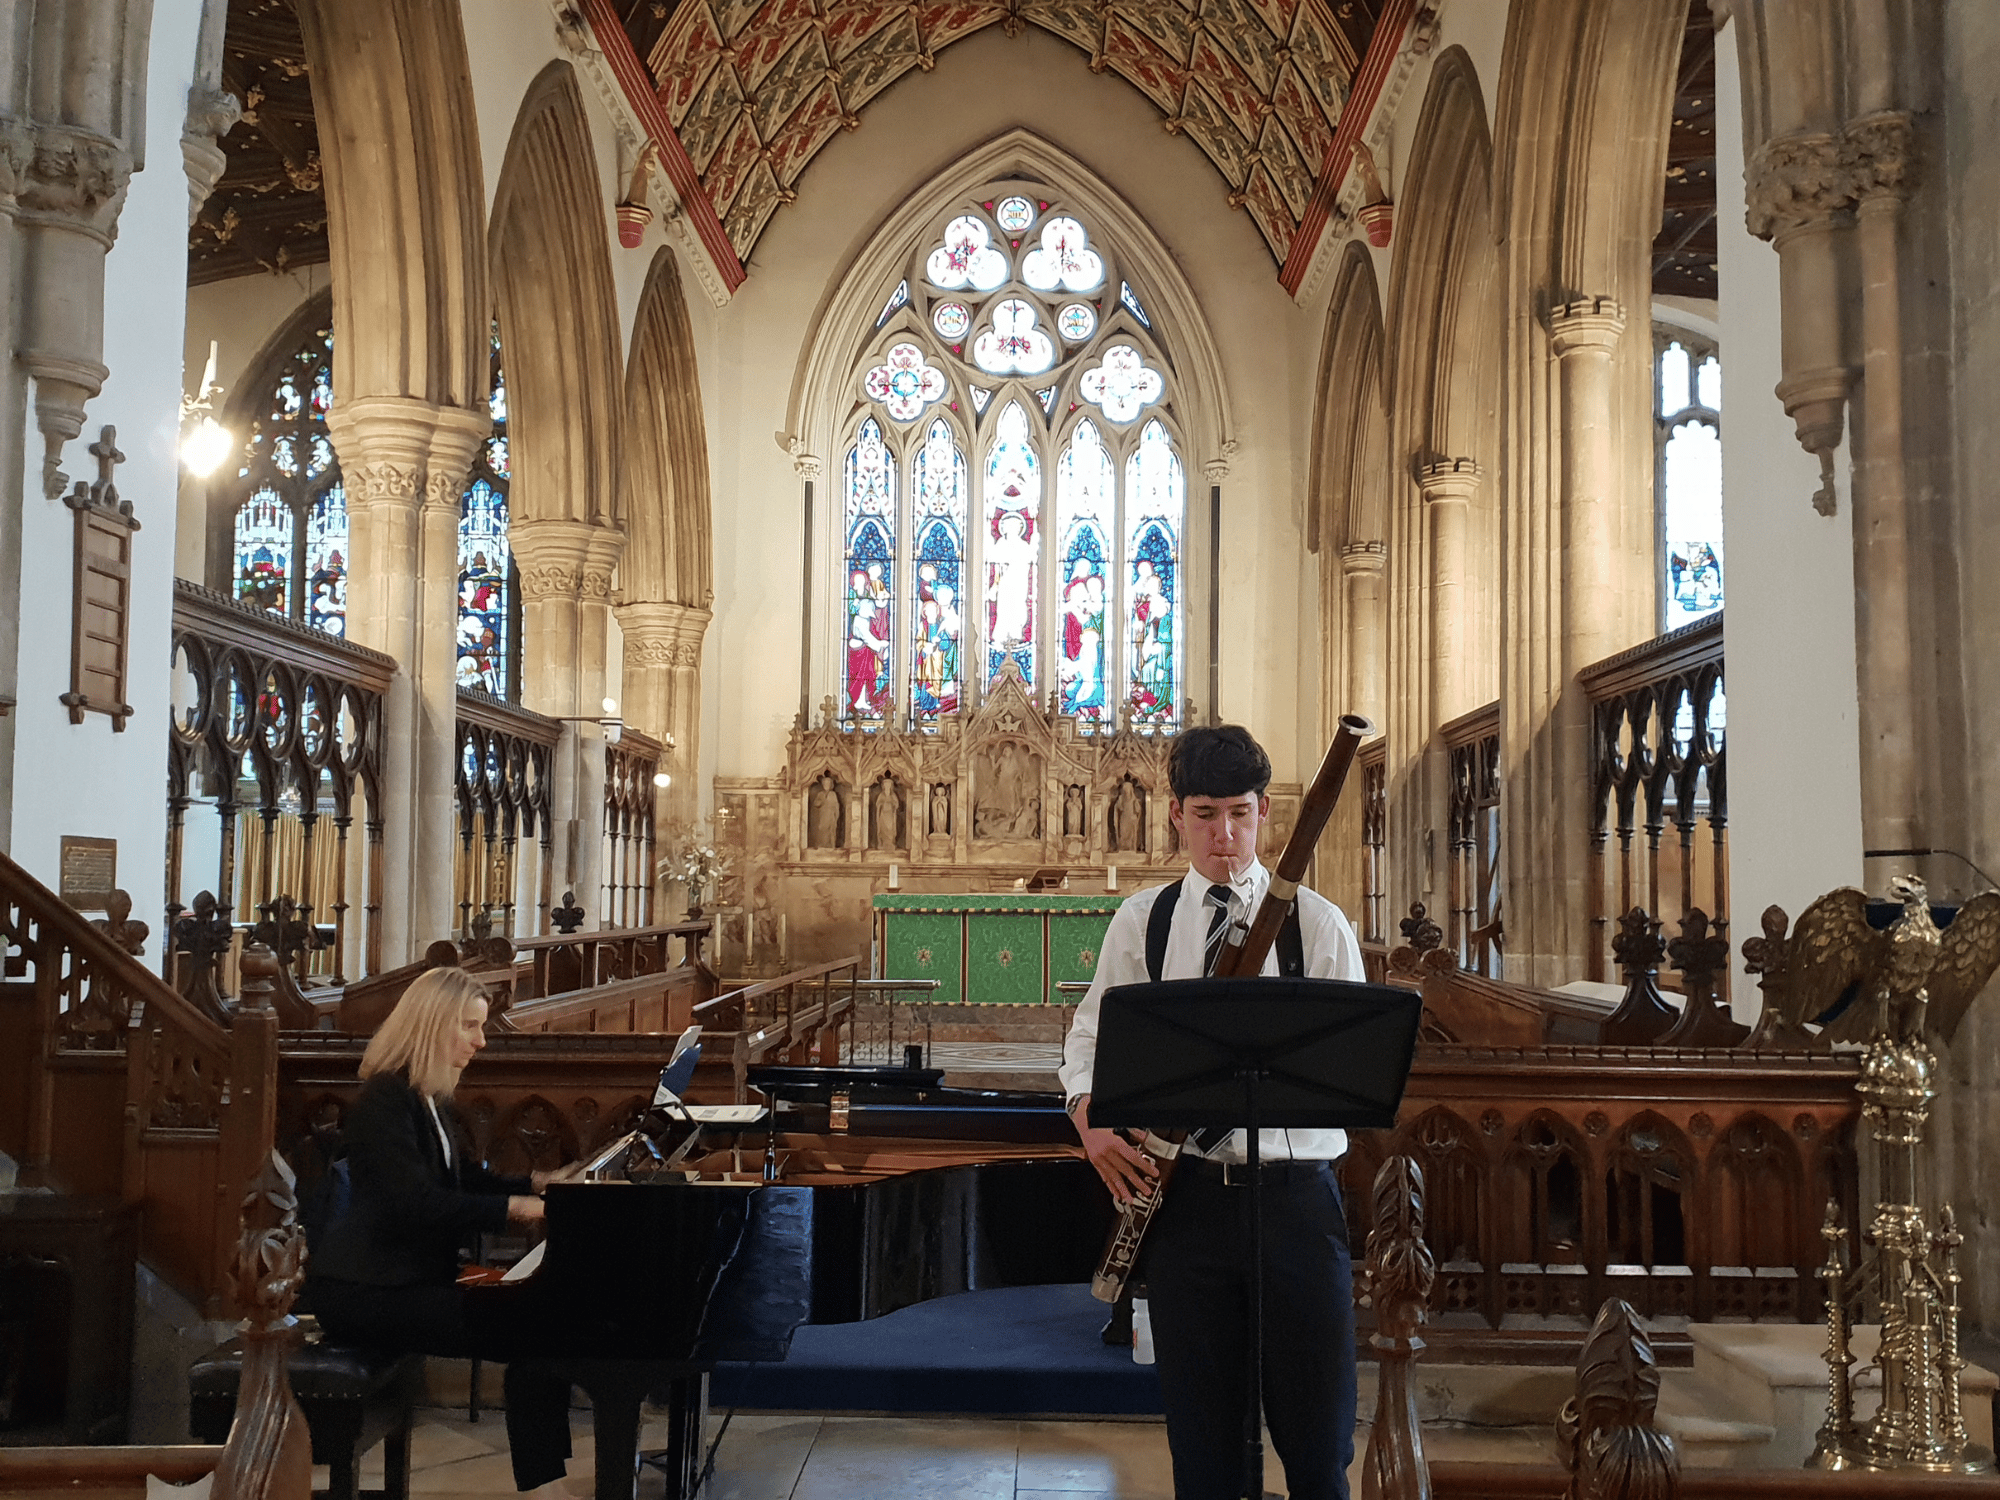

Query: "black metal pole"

xmin=1243 ymin=1061 xmax=1266 ymax=1500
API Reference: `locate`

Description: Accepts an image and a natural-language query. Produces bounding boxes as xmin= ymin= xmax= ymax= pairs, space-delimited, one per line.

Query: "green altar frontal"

xmin=872 ymin=893 xmax=1126 ymax=1003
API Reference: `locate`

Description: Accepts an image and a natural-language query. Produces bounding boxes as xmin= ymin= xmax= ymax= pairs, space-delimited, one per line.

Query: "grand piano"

xmin=464 ymin=1066 xmax=1109 ymax=1500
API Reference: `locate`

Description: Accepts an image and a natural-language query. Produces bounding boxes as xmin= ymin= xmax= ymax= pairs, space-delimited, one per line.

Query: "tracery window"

xmin=228 ymin=319 xmax=519 ymax=699
xmin=838 ymin=187 xmax=1185 ymax=733
xmin=232 ymin=322 xmax=345 ymax=633
xmin=1655 ymin=325 xmax=1722 ymax=624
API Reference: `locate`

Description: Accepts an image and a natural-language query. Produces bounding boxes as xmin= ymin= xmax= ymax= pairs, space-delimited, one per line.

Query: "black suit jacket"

xmin=309 ymin=1071 xmax=532 ymax=1288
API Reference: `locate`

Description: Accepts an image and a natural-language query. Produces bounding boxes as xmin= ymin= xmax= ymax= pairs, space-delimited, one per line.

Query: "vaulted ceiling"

xmin=1651 ymin=1 xmax=1717 ymax=301
xmin=608 ymin=0 xmax=1386 ymax=267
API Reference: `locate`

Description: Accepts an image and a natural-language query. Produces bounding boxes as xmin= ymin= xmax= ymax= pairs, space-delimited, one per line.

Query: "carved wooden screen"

xmin=1442 ymin=701 xmax=1500 ymax=975
xmin=1360 ymin=740 xmax=1387 ymax=944
xmin=454 ymin=689 xmax=556 ymax=939
xmin=1581 ymin=612 xmax=1726 ymax=988
xmin=167 ymin=580 xmax=391 ymax=985
xmin=603 ymin=732 xmax=659 ymax=930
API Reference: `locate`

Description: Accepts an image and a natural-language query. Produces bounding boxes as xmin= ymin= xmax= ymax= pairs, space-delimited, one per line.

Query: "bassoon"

xmin=1088 ymin=712 xmax=1376 ymax=1303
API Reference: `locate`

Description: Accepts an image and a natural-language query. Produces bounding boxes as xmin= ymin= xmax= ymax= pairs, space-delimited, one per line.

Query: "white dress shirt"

xmin=1058 ymin=861 xmax=1366 ymax=1163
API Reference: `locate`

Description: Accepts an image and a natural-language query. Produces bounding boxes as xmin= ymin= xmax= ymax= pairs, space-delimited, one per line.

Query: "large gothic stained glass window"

xmin=457 ymin=328 xmax=516 ymax=698
xmin=233 ymin=323 xmax=343 ymax=631
xmin=832 ymin=184 xmax=1187 ymax=731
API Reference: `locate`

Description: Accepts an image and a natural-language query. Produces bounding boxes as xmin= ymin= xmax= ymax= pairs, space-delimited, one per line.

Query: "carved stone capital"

xmin=1746 ymin=115 xmax=1919 ymax=241
xmin=1203 ymin=439 xmax=1240 ymax=485
xmin=1547 ymin=298 xmax=1625 ymax=358
xmin=15 ymin=127 xmax=133 ymax=245
xmin=513 ymin=518 xmax=624 ymax=602
xmin=787 ymin=434 xmax=823 ymax=480
xmin=618 ymin=601 xmax=712 ymax=668
xmin=328 ymin=397 xmax=486 ymax=513
xmin=1340 ymin=539 xmax=1388 ymax=576
xmin=1416 ymin=456 xmax=1481 ymax=504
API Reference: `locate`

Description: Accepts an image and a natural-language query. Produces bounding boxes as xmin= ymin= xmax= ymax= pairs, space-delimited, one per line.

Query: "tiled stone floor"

xmin=335 ymin=1407 xmax=1550 ymax=1499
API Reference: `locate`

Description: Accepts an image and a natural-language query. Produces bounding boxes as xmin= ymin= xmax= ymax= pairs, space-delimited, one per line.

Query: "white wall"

xmin=1713 ymin=15 xmax=1864 ymax=1013
xmin=8 ymin=0 xmax=206 ymax=955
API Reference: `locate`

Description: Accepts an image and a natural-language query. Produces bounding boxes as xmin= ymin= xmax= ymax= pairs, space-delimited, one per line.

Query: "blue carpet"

xmin=710 ymin=1283 xmax=1165 ymax=1415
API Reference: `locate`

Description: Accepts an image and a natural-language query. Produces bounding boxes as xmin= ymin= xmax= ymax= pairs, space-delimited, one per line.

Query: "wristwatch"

xmin=1065 ymin=1093 xmax=1087 ymax=1119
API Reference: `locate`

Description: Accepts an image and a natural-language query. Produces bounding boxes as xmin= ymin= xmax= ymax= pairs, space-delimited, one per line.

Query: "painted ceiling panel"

xmin=610 ymin=0 xmax=1383 ymax=266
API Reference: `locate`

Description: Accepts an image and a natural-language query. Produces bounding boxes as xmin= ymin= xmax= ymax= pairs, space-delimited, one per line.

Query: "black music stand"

xmin=1089 ymin=977 xmax=1422 ymax=1500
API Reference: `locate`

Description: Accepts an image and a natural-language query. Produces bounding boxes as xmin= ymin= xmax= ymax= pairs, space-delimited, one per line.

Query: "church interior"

xmin=7 ymin=0 xmax=2000 ymax=1495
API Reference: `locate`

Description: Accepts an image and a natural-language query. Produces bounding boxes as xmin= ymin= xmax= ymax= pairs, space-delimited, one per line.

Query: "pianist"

xmin=1060 ymin=724 xmax=1366 ymax=1500
xmin=305 ymin=967 xmax=579 ymax=1495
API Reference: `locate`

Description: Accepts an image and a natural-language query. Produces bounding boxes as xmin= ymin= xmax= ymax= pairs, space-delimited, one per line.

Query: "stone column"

xmin=328 ymin=398 xmax=488 ymax=967
xmin=514 ymin=518 xmax=626 ymax=929
xmin=1339 ymin=541 xmax=1387 ymax=725
xmin=1417 ymin=460 xmax=1480 ymax=728
xmin=1529 ymin=298 xmax=1627 ymax=980
xmin=616 ymin=599 xmax=711 ymax=840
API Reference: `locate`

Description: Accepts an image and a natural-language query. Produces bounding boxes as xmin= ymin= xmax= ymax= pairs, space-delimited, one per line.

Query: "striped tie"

xmin=1202 ymin=882 xmax=1233 ymax=975
xmin=1192 ymin=883 xmax=1235 ymax=1156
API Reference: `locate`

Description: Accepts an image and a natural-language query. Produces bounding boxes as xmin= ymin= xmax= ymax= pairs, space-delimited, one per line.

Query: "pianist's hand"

xmin=530 ymin=1162 xmax=586 ymax=1193
xmin=1068 ymin=1093 xmax=1158 ymax=1206
xmin=507 ymin=1195 xmax=545 ymax=1223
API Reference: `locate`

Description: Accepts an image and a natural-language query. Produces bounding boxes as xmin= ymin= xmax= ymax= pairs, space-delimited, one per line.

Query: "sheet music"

xmin=684 ymin=1105 xmax=768 ymax=1126
xmin=502 ymin=1241 xmax=545 ymax=1282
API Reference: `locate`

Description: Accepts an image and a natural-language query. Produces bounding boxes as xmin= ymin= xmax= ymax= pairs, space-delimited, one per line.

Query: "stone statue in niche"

xmin=930 ymin=782 xmax=951 ymax=835
xmin=973 ymin=741 xmax=1041 ymax=840
xmin=870 ymin=776 xmax=903 ymax=850
xmin=1109 ymin=778 xmax=1145 ymax=854
xmin=807 ymin=772 xmax=845 ymax=849
xmin=1063 ymin=784 xmax=1086 ymax=837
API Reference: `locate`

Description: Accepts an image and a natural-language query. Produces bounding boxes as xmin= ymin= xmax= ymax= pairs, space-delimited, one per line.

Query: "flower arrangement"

xmin=659 ymin=825 xmax=729 ymax=915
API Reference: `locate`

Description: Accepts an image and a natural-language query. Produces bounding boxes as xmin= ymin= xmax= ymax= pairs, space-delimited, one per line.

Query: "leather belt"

xmin=1178 ymin=1156 xmax=1333 ymax=1188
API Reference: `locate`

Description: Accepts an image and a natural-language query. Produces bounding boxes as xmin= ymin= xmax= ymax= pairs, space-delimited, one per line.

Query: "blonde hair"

xmin=360 ymin=966 xmax=487 ymax=1099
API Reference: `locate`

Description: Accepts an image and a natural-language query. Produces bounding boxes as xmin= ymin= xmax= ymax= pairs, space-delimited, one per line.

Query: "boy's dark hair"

xmin=1168 ymin=725 xmax=1272 ymax=802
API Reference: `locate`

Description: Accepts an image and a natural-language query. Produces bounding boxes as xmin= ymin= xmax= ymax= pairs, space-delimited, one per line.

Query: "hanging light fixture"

xmin=180 ymin=340 xmax=234 ymax=477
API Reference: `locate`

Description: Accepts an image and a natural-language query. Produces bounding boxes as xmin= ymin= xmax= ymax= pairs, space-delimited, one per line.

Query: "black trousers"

xmin=306 ymin=1276 xmax=574 ymax=1492
xmin=1142 ymin=1160 xmax=1355 ymax=1500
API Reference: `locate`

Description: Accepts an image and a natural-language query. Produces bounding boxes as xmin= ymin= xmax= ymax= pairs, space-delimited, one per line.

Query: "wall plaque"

xmin=59 ymin=836 xmax=116 ymax=912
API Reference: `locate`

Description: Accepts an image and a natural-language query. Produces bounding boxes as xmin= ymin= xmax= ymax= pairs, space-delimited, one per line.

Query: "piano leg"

xmin=586 ymin=1384 xmax=643 ymax=1500
xmin=560 ymin=1363 xmax=710 ymax=1500
xmin=640 ymin=1374 xmax=708 ymax=1500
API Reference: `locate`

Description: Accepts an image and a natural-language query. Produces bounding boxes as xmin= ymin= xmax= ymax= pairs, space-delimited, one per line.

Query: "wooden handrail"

xmin=0 ymin=1445 xmax=228 ymax=1486
xmin=694 ymin=954 xmax=864 ymax=1016
xmin=503 ymin=963 xmax=707 ymax=1031
xmin=512 ymin=918 xmax=711 ymax=953
xmin=0 ymin=848 xmax=227 ymax=1050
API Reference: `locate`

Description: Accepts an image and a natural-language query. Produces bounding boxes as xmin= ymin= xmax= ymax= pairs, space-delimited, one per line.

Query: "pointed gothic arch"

xmin=489 ymin=62 xmax=625 ymax=535
xmin=621 ymin=249 xmax=713 ymax=612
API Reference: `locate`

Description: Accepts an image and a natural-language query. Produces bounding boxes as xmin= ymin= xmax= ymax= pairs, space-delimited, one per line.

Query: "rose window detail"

xmin=1022 ymin=216 xmax=1104 ymax=293
xmin=1079 ymin=344 xmax=1165 ymax=423
xmin=973 ymin=299 xmax=1055 ymax=376
xmin=927 ymin=215 xmax=1008 ymax=292
xmin=864 ymin=343 xmax=948 ymax=422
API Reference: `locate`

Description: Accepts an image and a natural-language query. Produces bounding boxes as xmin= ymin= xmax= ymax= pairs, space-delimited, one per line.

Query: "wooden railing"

xmin=692 ymin=956 xmax=863 ymax=1101
xmin=1441 ymin=700 xmax=1501 ymax=975
xmin=1581 ymin=611 xmax=1726 ymax=988
xmin=503 ymin=958 xmax=717 ymax=1037
xmin=0 ymin=849 xmax=281 ymax=1317
xmin=453 ymin=688 xmax=557 ymax=940
xmin=513 ymin=919 xmax=712 ymax=998
xmin=168 ymin=578 xmax=393 ymax=984
xmin=1341 ymin=1041 xmax=1858 ymax=1352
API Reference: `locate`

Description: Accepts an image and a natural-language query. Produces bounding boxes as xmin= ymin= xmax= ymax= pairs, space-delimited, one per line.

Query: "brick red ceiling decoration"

xmin=608 ymin=0 xmax=1385 ymax=268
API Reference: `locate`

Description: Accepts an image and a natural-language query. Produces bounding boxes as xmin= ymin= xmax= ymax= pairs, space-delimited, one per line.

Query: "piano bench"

xmin=188 ymin=1334 xmax=424 ymax=1500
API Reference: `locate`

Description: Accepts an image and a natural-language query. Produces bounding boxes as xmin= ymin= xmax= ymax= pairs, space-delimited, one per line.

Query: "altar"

xmin=873 ymin=892 xmax=1133 ymax=1003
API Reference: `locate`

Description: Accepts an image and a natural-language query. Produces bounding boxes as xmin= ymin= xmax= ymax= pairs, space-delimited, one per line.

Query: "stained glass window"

xmin=456 ymin=328 xmax=518 ymax=698
xmin=833 ymin=183 xmax=1188 ymax=731
xmin=910 ymin=419 xmax=967 ymax=722
xmin=1655 ymin=327 xmax=1723 ymax=624
xmin=1123 ymin=421 xmax=1183 ymax=729
xmin=984 ymin=402 xmax=1040 ymax=689
xmin=843 ymin=418 xmax=896 ymax=724
xmin=232 ymin=322 xmax=341 ymax=627
xmin=1056 ymin=420 xmax=1115 ymax=724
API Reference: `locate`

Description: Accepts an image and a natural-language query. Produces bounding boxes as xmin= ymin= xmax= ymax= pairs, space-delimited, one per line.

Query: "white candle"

xmin=1106 ymin=865 xmax=1119 ymax=892
xmin=888 ymin=862 xmax=900 ymax=890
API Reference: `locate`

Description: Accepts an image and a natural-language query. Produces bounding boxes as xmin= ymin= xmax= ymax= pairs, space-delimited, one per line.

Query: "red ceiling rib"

xmin=1279 ymin=0 xmax=1417 ymax=297
xmin=580 ymin=0 xmax=747 ymax=293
